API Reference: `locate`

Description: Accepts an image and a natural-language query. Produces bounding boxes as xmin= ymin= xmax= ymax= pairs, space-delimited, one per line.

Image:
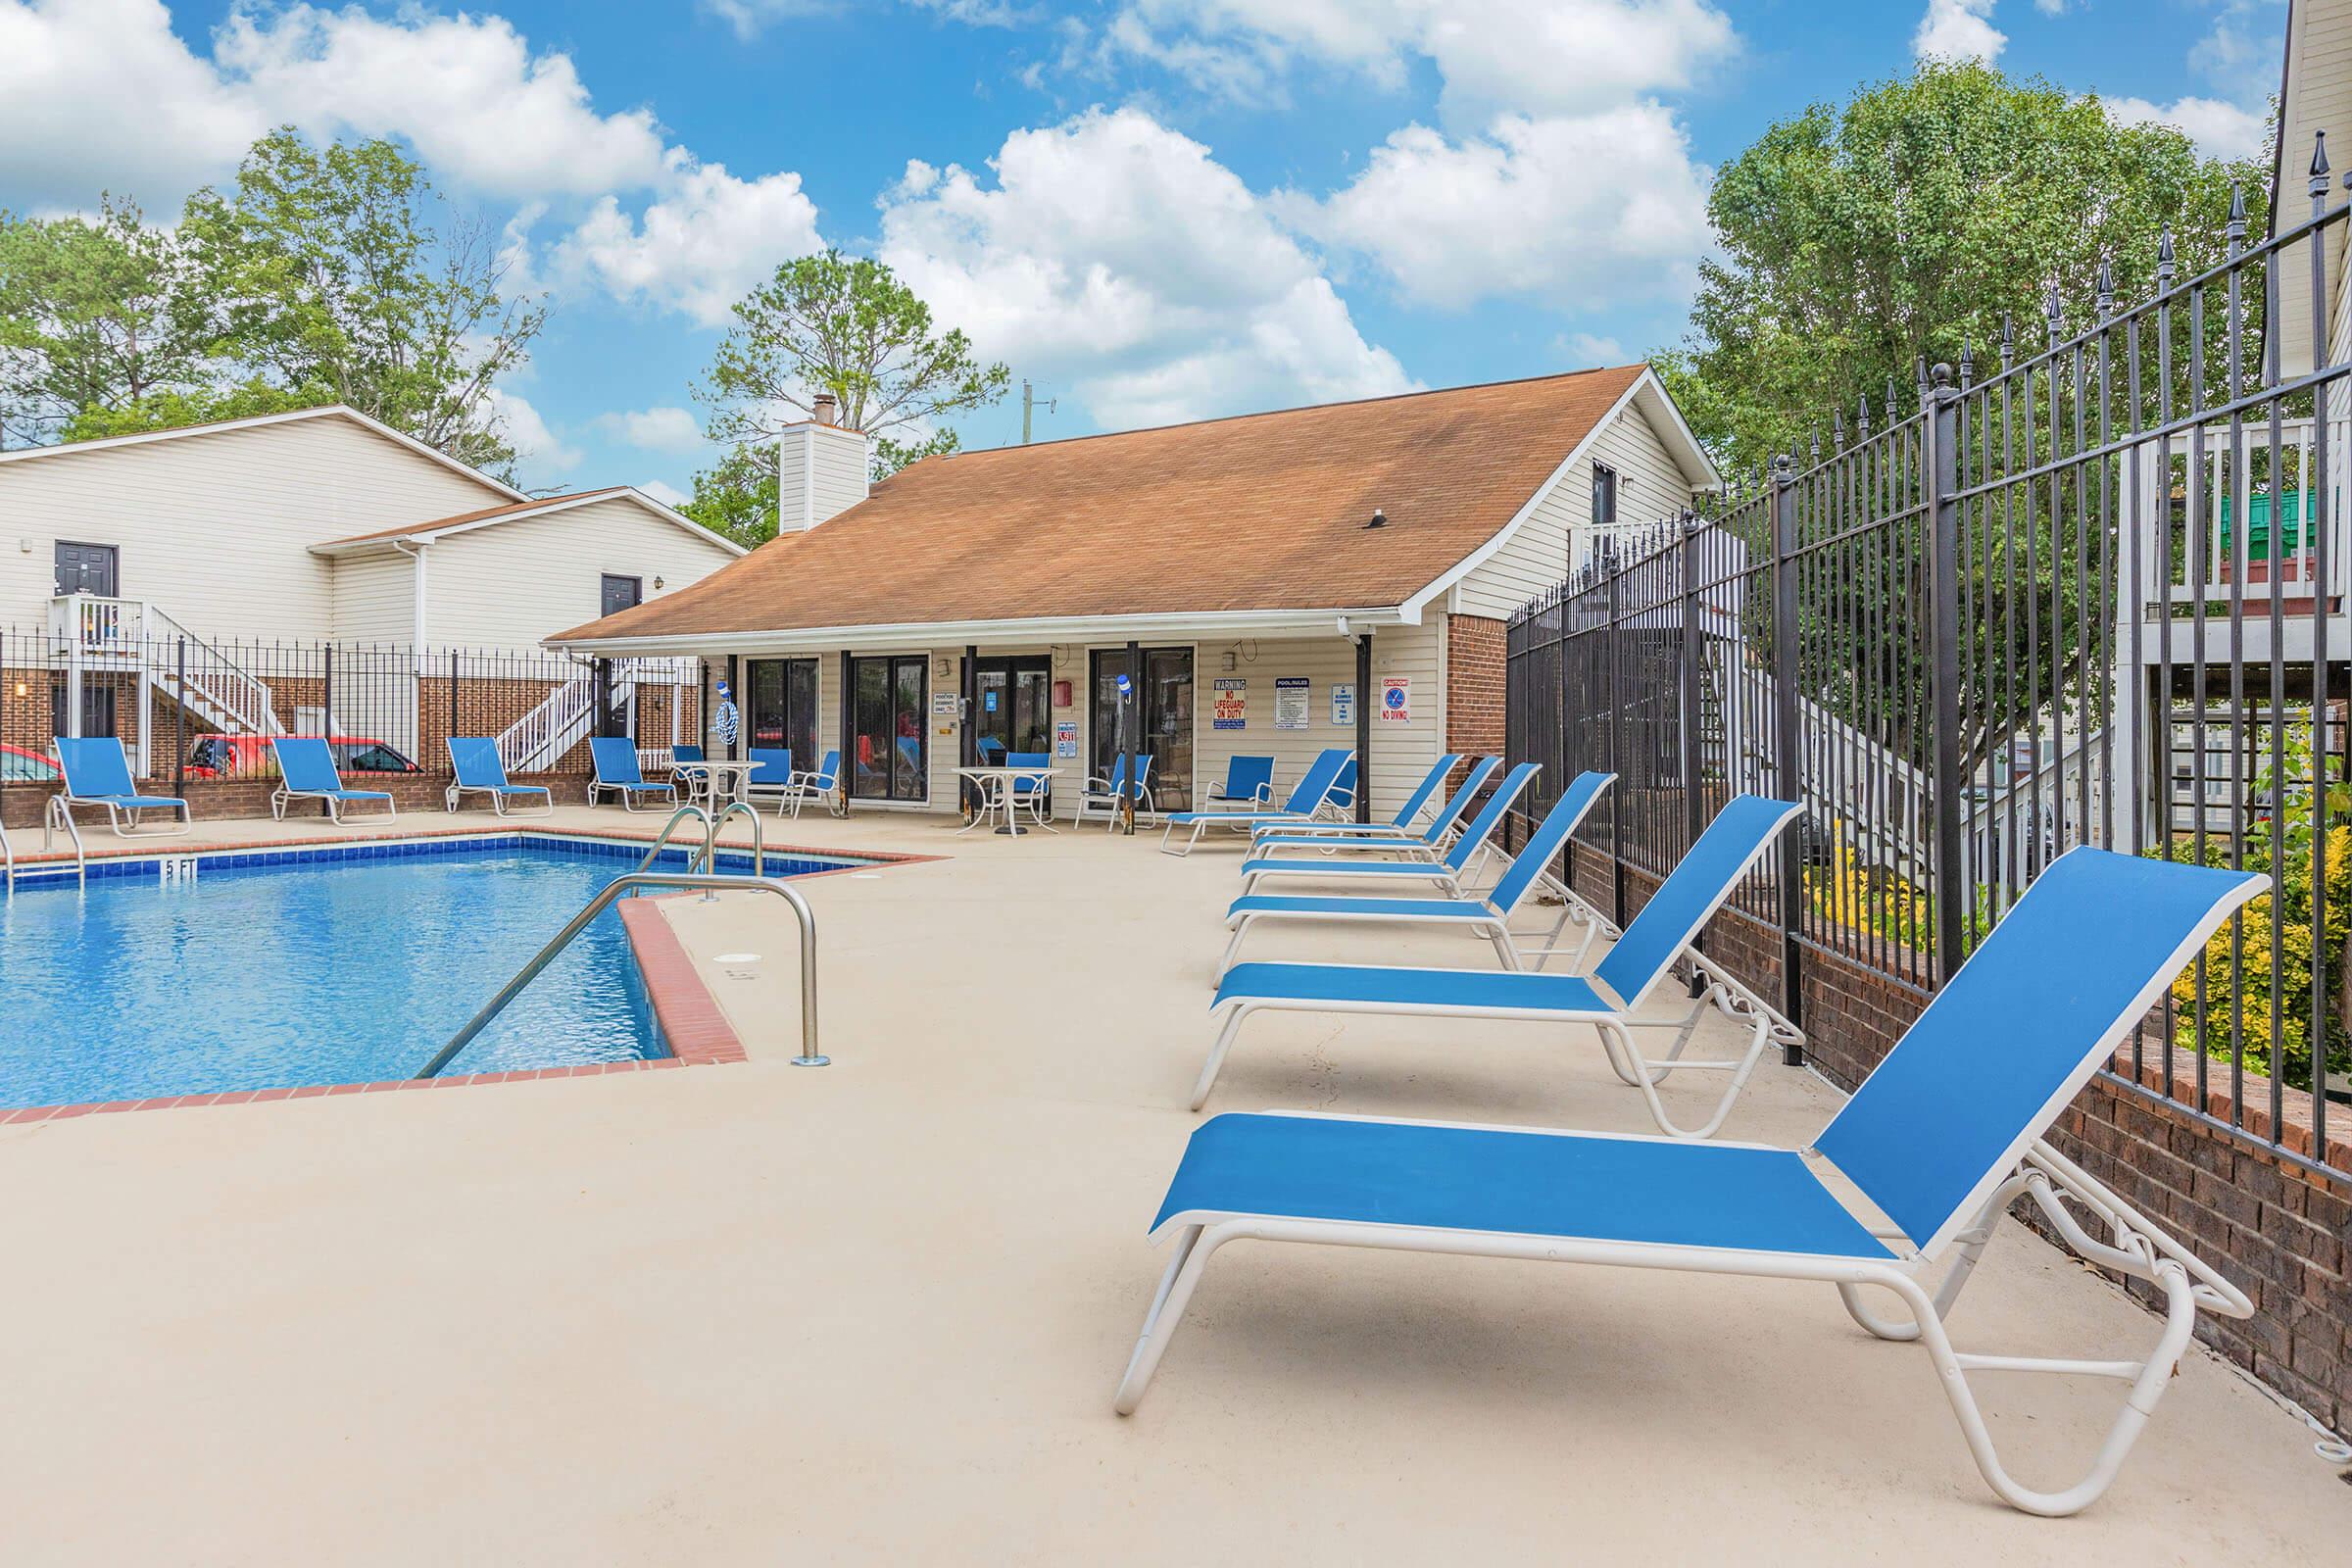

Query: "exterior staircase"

xmin=50 ymin=596 xmax=285 ymax=769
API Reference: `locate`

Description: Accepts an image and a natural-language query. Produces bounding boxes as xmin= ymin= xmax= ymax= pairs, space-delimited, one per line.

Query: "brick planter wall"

xmin=1521 ymin=808 xmax=2352 ymax=1436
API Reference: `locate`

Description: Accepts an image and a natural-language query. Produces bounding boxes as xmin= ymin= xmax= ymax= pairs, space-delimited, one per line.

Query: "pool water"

xmin=0 ymin=840 xmax=843 ymax=1107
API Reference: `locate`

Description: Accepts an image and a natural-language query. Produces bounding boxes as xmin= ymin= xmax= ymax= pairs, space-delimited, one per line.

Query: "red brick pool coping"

xmin=0 ymin=825 xmax=936 ymax=1124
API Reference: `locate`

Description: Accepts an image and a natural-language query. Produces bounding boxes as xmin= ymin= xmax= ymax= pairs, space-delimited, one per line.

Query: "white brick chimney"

xmin=776 ymin=396 xmax=871 ymax=532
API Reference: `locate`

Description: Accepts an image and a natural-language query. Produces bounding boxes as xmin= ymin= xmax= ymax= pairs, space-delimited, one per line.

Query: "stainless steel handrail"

xmin=38 ymin=798 xmax=87 ymax=889
xmin=416 ymin=870 xmax=824 ymax=1079
xmin=1 ymin=818 xmax=14 ymax=895
xmin=706 ymin=800 xmax=765 ymax=882
xmin=632 ymin=803 xmax=715 ymax=880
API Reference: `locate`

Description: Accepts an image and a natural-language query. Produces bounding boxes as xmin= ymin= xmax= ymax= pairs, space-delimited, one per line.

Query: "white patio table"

xmin=954 ymin=765 xmax=1058 ymax=837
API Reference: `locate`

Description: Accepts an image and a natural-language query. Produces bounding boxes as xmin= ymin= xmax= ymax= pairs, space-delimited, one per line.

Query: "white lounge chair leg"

xmin=1618 ymin=1008 xmax=1772 ymax=1140
xmin=1215 ymin=918 xmax=1255 ymax=981
xmin=1191 ymin=1005 xmax=1256 ymax=1110
xmin=1114 ymin=1223 xmax=1224 ymax=1415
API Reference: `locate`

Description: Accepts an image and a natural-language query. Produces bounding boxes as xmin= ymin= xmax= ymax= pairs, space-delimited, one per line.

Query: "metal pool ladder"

xmin=414 ymin=869 xmax=824 ymax=1080
xmin=632 ymin=802 xmax=765 ymax=887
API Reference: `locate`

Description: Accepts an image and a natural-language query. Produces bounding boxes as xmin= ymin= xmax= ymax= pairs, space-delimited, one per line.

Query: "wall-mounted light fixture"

xmin=653 ymin=575 xmax=666 ymax=591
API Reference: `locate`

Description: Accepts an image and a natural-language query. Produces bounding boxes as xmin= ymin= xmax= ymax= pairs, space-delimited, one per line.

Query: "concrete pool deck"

xmin=0 ymin=805 xmax=2344 ymax=1562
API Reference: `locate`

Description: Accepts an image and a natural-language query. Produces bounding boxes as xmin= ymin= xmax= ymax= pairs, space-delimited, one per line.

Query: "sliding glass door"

xmin=1090 ymin=647 xmax=1194 ymax=809
xmin=745 ymin=658 xmax=819 ymax=765
xmin=970 ymin=656 xmax=1053 ymax=760
xmin=851 ymin=655 xmax=927 ymax=802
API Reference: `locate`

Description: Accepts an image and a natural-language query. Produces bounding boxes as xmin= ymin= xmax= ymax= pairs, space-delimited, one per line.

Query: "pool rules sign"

xmin=1379 ymin=676 xmax=1411 ymax=722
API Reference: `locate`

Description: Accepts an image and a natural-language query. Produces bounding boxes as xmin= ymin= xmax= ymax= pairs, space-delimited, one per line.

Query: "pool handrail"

xmin=416 ymin=869 xmax=823 ymax=1079
xmin=706 ymin=800 xmax=766 ymax=882
xmin=633 ymin=803 xmax=716 ymax=880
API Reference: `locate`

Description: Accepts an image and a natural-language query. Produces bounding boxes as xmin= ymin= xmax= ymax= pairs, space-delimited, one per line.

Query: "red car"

xmin=185 ymin=734 xmax=421 ymax=780
xmin=1 ymin=742 xmax=62 ymax=784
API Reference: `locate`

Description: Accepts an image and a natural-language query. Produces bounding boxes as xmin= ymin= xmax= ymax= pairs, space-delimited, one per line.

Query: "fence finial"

xmin=2044 ymin=276 xmax=2065 ymax=346
xmin=2095 ymin=259 xmax=2115 ymax=318
xmin=1857 ymin=391 xmax=1872 ymax=441
xmin=1809 ymin=423 xmax=1823 ymax=464
xmin=1772 ymin=451 xmax=1794 ymax=486
xmin=1999 ymin=312 xmax=2016 ymax=368
xmin=1832 ymin=407 xmax=1845 ymax=450
xmin=1958 ymin=336 xmax=1975 ymax=387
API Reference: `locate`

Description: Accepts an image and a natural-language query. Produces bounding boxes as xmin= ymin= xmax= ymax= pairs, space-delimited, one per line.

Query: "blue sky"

xmin=0 ymin=1 xmax=2288 ymax=498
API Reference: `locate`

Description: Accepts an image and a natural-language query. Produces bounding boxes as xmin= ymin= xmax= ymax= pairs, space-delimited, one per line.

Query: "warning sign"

xmin=1212 ymin=677 xmax=1248 ymax=731
xmin=1379 ymin=676 xmax=1411 ymax=722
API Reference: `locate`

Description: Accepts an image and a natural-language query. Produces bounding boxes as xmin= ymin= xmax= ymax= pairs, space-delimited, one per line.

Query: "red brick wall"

xmin=1446 ymin=613 xmax=1506 ymax=767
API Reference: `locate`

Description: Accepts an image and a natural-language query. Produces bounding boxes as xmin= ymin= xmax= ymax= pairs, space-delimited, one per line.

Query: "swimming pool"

xmin=0 ymin=837 xmax=850 ymax=1108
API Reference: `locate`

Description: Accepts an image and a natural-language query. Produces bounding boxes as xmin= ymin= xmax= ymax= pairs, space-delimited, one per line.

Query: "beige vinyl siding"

xmin=0 ymin=416 xmax=509 ymax=639
xmin=328 ymin=550 xmax=416 ymax=645
xmin=776 ymin=424 xmax=870 ymax=531
xmin=1450 ymin=401 xmax=1700 ymax=618
xmin=2275 ymin=0 xmax=2352 ymax=377
xmin=419 ymin=497 xmax=738 ymax=648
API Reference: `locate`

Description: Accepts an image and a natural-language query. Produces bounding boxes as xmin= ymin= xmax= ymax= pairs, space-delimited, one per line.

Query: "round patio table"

xmin=954 ymin=765 xmax=1058 ymax=836
xmin=689 ymin=758 xmax=761 ymax=807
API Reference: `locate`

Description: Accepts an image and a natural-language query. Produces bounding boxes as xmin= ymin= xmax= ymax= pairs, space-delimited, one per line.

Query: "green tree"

xmin=678 ymin=443 xmax=781 ymax=548
xmin=695 ymin=248 xmax=1006 ymax=481
xmin=1658 ymin=60 xmax=2267 ymax=475
xmin=180 ymin=127 xmax=547 ymax=477
xmin=0 ymin=196 xmax=217 ymax=443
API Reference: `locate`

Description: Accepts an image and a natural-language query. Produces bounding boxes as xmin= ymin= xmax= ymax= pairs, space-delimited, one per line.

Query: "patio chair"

xmin=1321 ymin=757 xmax=1359 ymax=820
xmin=1076 ymin=753 xmax=1153 ymax=829
xmin=1006 ymin=750 xmax=1056 ymax=825
xmin=1217 ymin=766 xmax=1606 ymax=981
xmin=1238 ymin=761 xmax=1536 ymax=898
xmin=1115 ymin=847 xmax=2267 ymax=1518
xmin=587 ymin=736 xmax=677 ymax=812
xmin=670 ymin=741 xmax=712 ymax=805
xmin=1248 ymin=758 xmax=1495 ymax=863
xmin=975 ymin=736 xmax=1008 ymax=766
xmin=1202 ymin=795 xmax=1803 ymax=1136
xmin=270 ymin=736 xmax=396 ymax=823
xmin=48 ymin=736 xmax=191 ymax=840
xmin=778 ymin=750 xmax=843 ymax=819
xmin=444 ymin=737 xmax=553 ymax=817
xmin=1159 ymin=748 xmax=1352 ymax=856
xmin=744 ymin=747 xmax=794 ymax=808
xmin=1202 ymin=756 xmax=1275 ymax=812
xmin=1250 ymin=754 xmax=1461 ymax=848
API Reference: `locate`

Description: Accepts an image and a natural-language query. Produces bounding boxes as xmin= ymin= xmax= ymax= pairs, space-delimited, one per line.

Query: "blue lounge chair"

xmin=744 ymin=747 xmax=794 ymax=808
xmin=1076 ymin=753 xmax=1153 ymax=829
xmin=48 ymin=736 xmax=190 ymax=840
xmin=1202 ymin=795 xmax=1804 ymax=1134
xmin=1324 ymin=757 xmax=1358 ymax=817
xmin=587 ymin=736 xmax=677 ymax=812
xmin=779 ymin=750 xmax=842 ymax=819
xmin=1237 ymin=761 xmax=1537 ymax=898
xmin=1202 ymin=756 xmax=1275 ymax=812
xmin=1159 ymin=748 xmax=1351 ymax=856
xmin=270 ymin=736 xmax=396 ymax=823
xmin=445 ymin=737 xmax=553 ymax=817
xmin=1117 ymin=847 xmax=2267 ymax=1517
xmin=1250 ymin=754 xmax=1461 ymax=847
xmin=1248 ymin=758 xmax=1496 ymax=862
xmin=1218 ymin=767 xmax=1606 ymax=979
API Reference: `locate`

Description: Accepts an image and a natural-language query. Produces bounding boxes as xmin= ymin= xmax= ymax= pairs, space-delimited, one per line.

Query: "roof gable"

xmin=310 ymin=487 xmax=747 ymax=558
xmin=556 ymin=367 xmax=1685 ymax=645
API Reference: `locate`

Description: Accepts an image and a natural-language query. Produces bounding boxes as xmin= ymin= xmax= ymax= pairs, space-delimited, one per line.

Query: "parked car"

xmin=0 ymin=742 xmax=62 ymax=784
xmin=185 ymin=734 xmax=421 ymax=779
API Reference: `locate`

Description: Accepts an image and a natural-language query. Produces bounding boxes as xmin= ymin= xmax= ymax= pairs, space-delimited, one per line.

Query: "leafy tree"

xmin=1658 ymin=60 xmax=2268 ymax=475
xmin=0 ymin=197 xmax=214 ymax=443
xmin=678 ymin=443 xmax=781 ymax=547
xmin=695 ymin=249 xmax=1006 ymax=478
xmin=180 ymin=127 xmax=546 ymax=477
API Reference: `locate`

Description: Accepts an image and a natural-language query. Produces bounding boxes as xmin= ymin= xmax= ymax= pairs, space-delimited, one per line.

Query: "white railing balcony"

xmin=49 ymin=593 xmax=149 ymax=658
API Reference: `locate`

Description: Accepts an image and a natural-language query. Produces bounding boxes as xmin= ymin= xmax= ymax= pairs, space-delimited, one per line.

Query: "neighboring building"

xmin=0 ymin=405 xmax=742 ymax=777
xmin=551 ymin=368 xmax=1717 ymax=818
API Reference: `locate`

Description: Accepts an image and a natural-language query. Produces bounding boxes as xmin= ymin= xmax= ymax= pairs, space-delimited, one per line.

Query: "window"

xmin=746 ymin=658 xmax=821 ymax=768
xmin=1592 ymin=463 xmax=1619 ymax=529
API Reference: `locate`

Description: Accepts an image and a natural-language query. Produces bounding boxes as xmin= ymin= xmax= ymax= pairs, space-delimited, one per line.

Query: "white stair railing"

xmin=50 ymin=594 xmax=284 ymax=742
xmin=497 ymin=660 xmax=657 ymax=774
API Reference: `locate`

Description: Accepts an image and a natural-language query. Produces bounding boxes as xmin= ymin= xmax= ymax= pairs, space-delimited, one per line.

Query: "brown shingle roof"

xmin=320 ymin=488 xmax=634 ymax=547
xmin=554 ymin=367 xmax=1648 ymax=644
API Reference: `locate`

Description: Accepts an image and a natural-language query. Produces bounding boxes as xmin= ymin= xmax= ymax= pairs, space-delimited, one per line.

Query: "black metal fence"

xmin=1509 ymin=141 xmax=2352 ymax=1183
xmin=0 ymin=619 xmax=701 ymax=801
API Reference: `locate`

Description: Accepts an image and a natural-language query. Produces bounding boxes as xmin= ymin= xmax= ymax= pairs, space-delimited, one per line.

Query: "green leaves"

xmin=695 ymin=248 xmax=1007 ymax=454
xmin=1662 ymin=60 xmax=2268 ymax=476
xmin=677 ymin=444 xmax=781 ymax=548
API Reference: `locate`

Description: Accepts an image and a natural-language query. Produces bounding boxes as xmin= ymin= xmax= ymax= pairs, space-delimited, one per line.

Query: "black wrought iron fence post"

xmin=1604 ymin=553 xmax=1627 ymax=927
xmin=448 ymin=648 xmax=461 ymax=777
xmin=1924 ymin=364 xmax=1968 ymax=981
xmin=1677 ymin=508 xmax=1704 ymax=855
xmin=1770 ymin=456 xmax=1805 ymax=1054
xmin=173 ymin=636 xmax=187 ymax=792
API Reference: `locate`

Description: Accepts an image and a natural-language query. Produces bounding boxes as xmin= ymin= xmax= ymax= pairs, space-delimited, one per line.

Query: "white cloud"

xmin=638 ymin=478 xmax=692 ymax=508
xmin=1915 ymin=0 xmax=2005 ymax=62
xmin=552 ymin=163 xmax=823 ymax=326
xmin=1558 ymin=332 xmax=1628 ymax=365
xmin=2105 ymin=94 xmax=2271 ymax=162
xmin=1105 ymin=0 xmax=1738 ymax=121
xmin=592 ymin=406 xmax=710 ymax=456
xmin=489 ymin=389 xmax=583 ymax=480
xmin=703 ymin=0 xmax=1030 ymax=39
xmin=876 ymin=107 xmax=1412 ymax=429
xmin=1289 ymin=106 xmax=1711 ymax=311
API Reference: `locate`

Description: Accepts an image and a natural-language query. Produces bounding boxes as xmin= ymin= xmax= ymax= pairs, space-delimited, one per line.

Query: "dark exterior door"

xmin=601 ymin=573 xmax=643 ymax=617
xmin=850 ymin=655 xmax=926 ymax=801
xmin=54 ymin=541 xmax=119 ymax=598
xmin=1090 ymin=648 xmax=1194 ymax=809
xmin=746 ymin=657 xmax=820 ymax=764
xmin=971 ymin=656 xmax=1052 ymax=761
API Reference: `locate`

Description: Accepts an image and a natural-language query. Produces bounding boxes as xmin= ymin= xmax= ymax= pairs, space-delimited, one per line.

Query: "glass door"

xmin=851 ymin=655 xmax=927 ymax=802
xmin=971 ymin=656 xmax=1053 ymax=761
xmin=746 ymin=657 xmax=819 ymax=765
xmin=1089 ymin=647 xmax=1194 ymax=809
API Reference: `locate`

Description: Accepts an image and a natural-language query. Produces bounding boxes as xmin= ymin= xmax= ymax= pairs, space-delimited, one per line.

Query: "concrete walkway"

xmin=0 ymin=805 xmax=2342 ymax=1562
